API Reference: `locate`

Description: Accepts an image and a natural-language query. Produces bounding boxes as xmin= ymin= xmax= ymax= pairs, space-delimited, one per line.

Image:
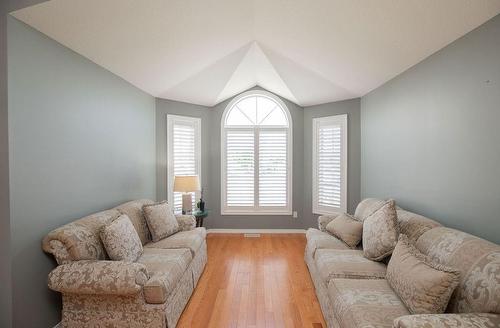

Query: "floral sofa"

xmin=305 ymin=198 xmax=500 ymax=328
xmin=42 ymin=199 xmax=207 ymax=328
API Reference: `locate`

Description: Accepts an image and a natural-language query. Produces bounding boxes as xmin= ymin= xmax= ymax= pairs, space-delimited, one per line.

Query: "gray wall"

xmin=361 ymin=14 xmax=500 ymax=244
xmin=8 ymin=17 xmax=156 ymax=328
xmin=303 ymin=99 xmax=361 ymax=228
xmin=1 ymin=3 xmax=11 ymax=328
xmin=156 ymin=98 xmax=211 ymax=202
xmin=156 ymin=89 xmax=362 ymax=230
xmin=206 ymin=88 xmax=305 ymax=229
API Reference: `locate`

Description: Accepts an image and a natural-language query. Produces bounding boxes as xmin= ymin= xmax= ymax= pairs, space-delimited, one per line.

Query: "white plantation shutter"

xmin=167 ymin=115 xmax=201 ymax=213
xmin=259 ymin=130 xmax=288 ymax=206
xmin=221 ymin=91 xmax=292 ymax=215
xmin=313 ymin=115 xmax=347 ymax=214
xmin=225 ymin=130 xmax=255 ymax=207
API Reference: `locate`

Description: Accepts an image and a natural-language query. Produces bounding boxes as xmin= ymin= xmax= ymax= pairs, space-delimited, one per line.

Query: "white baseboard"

xmin=207 ymin=228 xmax=305 ymax=234
xmin=54 ymin=323 xmax=61 ymax=328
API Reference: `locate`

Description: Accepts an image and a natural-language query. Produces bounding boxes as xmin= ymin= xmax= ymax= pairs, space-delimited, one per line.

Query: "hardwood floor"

xmin=177 ymin=233 xmax=326 ymax=328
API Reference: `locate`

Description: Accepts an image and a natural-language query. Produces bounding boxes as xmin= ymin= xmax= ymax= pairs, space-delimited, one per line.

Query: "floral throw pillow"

xmin=362 ymin=199 xmax=399 ymax=261
xmin=142 ymin=201 xmax=179 ymax=242
xmin=325 ymin=213 xmax=363 ymax=248
xmin=387 ymin=235 xmax=460 ymax=314
xmin=100 ymin=214 xmax=143 ymax=262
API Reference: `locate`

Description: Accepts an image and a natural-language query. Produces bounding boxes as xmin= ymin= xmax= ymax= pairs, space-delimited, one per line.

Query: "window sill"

xmin=221 ymin=210 xmax=293 ymax=216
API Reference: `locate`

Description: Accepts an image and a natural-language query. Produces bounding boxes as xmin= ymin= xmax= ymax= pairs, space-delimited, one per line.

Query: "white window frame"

xmin=312 ymin=114 xmax=348 ymax=215
xmin=221 ymin=90 xmax=293 ymax=215
xmin=167 ymin=114 xmax=201 ymax=213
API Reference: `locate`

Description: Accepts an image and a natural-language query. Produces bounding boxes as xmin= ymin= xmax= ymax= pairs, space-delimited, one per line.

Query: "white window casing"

xmin=221 ymin=90 xmax=292 ymax=215
xmin=167 ymin=114 xmax=201 ymax=214
xmin=312 ymin=114 xmax=347 ymax=215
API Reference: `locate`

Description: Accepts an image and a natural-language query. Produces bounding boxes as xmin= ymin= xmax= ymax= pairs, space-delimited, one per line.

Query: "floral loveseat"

xmin=42 ymin=199 xmax=207 ymax=327
xmin=305 ymin=198 xmax=500 ymax=328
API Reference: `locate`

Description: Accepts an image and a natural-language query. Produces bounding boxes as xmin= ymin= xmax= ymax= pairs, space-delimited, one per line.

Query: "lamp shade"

xmin=173 ymin=175 xmax=200 ymax=192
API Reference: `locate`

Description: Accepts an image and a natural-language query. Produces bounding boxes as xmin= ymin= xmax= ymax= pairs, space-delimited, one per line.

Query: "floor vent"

xmin=244 ymin=233 xmax=261 ymax=238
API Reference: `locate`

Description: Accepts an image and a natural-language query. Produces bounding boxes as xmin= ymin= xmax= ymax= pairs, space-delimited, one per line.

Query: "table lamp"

xmin=173 ymin=175 xmax=200 ymax=214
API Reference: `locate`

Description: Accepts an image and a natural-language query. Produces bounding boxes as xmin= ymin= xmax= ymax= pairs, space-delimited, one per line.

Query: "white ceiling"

xmin=12 ymin=0 xmax=500 ymax=107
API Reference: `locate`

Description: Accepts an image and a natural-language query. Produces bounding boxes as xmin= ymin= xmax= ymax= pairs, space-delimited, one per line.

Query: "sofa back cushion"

xmin=416 ymin=227 xmax=500 ymax=314
xmin=114 ymin=199 xmax=154 ymax=245
xmin=396 ymin=209 xmax=441 ymax=244
xmin=354 ymin=198 xmax=387 ymax=221
xmin=42 ymin=209 xmax=120 ymax=262
xmin=356 ymin=199 xmax=441 ymax=243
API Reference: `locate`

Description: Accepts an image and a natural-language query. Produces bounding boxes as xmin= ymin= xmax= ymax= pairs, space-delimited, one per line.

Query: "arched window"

xmin=221 ymin=90 xmax=292 ymax=215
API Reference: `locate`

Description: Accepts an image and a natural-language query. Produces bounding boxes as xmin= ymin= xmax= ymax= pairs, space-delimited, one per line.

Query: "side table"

xmin=192 ymin=210 xmax=209 ymax=227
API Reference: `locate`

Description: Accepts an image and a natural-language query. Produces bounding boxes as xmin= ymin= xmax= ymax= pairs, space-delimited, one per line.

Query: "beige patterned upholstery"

xmin=315 ymin=249 xmax=386 ymax=283
xmin=306 ymin=198 xmax=500 ymax=328
xmin=145 ymin=227 xmax=206 ymax=256
xmin=416 ymin=227 xmax=500 ymax=314
xmin=306 ymin=228 xmax=351 ymax=259
xmin=328 ymin=279 xmax=410 ymax=328
xmin=318 ymin=213 xmax=342 ymax=232
xmin=138 ymin=248 xmax=192 ymax=304
xmin=143 ymin=201 xmax=180 ymax=242
xmin=362 ymin=200 xmax=399 ymax=261
xmin=176 ymin=214 xmax=197 ymax=231
xmin=42 ymin=209 xmax=120 ymax=261
xmin=396 ymin=209 xmax=441 ymax=243
xmin=48 ymin=260 xmax=149 ymax=295
xmin=387 ymin=235 xmax=460 ymax=314
xmin=114 ymin=199 xmax=154 ymax=245
xmin=325 ymin=213 xmax=363 ymax=248
xmin=354 ymin=198 xmax=387 ymax=221
xmin=100 ymin=214 xmax=144 ymax=262
xmin=394 ymin=313 xmax=500 ymax=328
xmin=43 ymin=199 xmax=208 ymax=328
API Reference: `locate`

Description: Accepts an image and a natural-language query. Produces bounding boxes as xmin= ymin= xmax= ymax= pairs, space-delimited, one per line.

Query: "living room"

xmin=1 ymin=1 xmax=499 ymax=328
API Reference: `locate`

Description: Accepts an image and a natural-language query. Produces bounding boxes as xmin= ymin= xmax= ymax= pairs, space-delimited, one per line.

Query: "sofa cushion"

xmin=114 ymin=199 xmax=154 ymax=245
xmin=328 ymin=278 xmax=410 ymax=328
xmin=145 ymin=227 xmax=206 ymax=256
xmin=315 ymin=249 xmax=386 ymax=284
xmin=416 ymin=227 xmax=500 ymax=314
xmin=393 ymin=313 xmax=500 ymax=328
xmin=387 ymin=235 xmax=460 ymax=314
xmin=363 ymin=199 xmax=399 ymax=261
xmin=137 ymin=248 xmax=192 ymax=304
xmin=100 ymin=215 xmax=144 ymax=262
xmin=306 ymin=228 xmax=351 ymax=258
xmin=325 ymin=213 xmax=363 ymax=248
xmin=142 ymin=201 xmax=179 ymax=242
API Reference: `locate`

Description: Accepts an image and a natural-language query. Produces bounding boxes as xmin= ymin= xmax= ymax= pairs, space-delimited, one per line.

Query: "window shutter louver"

xmin=225 ymin=130 xmax=255 ymax=207
xmin=167 ymin=115 xmax=201 ymax=213
xmin=259 ymin=130 xmax=287 ymax=206
xmin=313 ymin=115 xmax=347 ymax=214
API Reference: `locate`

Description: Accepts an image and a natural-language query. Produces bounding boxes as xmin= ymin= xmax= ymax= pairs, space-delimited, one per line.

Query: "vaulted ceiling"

xmin=12 ymin=0 xmax=500 ymax=107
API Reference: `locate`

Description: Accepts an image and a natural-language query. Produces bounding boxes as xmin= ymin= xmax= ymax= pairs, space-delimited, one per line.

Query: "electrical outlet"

xmin=293 ymin=211 xmax=298 ymax=218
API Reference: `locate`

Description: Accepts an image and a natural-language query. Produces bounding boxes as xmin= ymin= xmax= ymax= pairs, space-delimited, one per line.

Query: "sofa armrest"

xmin=318 ymin=214 xmax=341 ymax=232
xmin=48 ymin=260 xmax=149 ymax=296
xmin=393 ymin=313 xmax=500 ymax=328
xmin=175 ymin=215 xmax=196 ymax=231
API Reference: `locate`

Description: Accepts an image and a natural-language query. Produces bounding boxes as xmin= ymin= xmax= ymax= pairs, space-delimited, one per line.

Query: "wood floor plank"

xmin=177 ymin=233 xmax=326 ymax=328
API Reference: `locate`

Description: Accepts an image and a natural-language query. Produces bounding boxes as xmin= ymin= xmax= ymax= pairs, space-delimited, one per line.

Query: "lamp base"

xmin=182 ymin=193 xmax=192 ymax=214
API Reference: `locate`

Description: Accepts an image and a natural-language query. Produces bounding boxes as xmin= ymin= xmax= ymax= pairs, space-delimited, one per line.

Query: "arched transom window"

xmin=221 ymin=90 xmax=292 ymax=215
